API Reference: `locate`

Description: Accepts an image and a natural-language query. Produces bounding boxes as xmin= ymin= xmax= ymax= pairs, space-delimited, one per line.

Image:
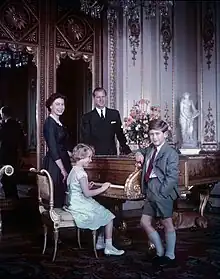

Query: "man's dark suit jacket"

xmin=81 ymin=107 xmax=131 ymax=155
xmin=0 ymin=118 xmax=25 ymax=167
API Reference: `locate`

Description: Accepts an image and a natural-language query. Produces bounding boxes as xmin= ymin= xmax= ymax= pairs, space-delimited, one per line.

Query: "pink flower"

xmin=130 ymin=110 xmax=136 ymax=118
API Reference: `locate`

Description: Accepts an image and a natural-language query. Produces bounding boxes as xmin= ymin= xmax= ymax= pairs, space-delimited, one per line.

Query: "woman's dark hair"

xmin=148 ymin=119 xmax=169 ymax=133
xmin=45 ymin=93 xmax=66 ymax=112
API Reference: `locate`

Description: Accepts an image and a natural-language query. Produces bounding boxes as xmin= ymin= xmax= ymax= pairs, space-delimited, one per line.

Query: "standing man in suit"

xmin=81 ymin=87 xmax=131 ymax=155
xmin=135 ymin=119 xmax=179 ymax=268
xmin=0 ymin=106 xmax=26 ymax=199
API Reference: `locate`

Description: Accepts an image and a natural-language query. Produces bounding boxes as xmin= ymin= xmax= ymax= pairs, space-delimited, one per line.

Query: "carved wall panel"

xmin=0 ymin=0 xmax=39 ymax=44
xmin=56 ymin=11 xmax=94 ymax=53
xmin=55 ymin=4 xmax=101 ymax=97
xmin=199 ymin=1 xmax=217 ymax=152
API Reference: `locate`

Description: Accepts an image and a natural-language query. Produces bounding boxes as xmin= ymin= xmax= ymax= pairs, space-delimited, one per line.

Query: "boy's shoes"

xmin=151 ymin=255 xmax=163 ymax=266
xmin=152 ymin=256 xmax=177 ymax=268
xmin=159 ymin=256 xmax=177 ymax=268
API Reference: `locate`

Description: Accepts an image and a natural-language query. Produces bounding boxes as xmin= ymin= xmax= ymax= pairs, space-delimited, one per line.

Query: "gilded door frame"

xmin=38 ymin=2 xmax=102 ymax=167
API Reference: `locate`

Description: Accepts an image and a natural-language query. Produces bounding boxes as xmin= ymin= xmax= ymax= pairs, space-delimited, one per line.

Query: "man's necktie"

xmin=145 ymin=147 xmax=157 ymax=182
xmin=100 ymin=109 xmax=104 ymax=119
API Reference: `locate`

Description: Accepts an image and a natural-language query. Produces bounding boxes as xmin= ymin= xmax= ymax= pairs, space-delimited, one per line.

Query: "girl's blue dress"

xmin=64 ymin=166 xmax=115 ymax=230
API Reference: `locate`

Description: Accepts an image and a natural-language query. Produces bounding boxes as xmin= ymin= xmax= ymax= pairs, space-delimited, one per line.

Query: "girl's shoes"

xmin=96 ymin=242 xmax=105 ymax=250
xmin=104 ymin=246 xmax=124 ymax=256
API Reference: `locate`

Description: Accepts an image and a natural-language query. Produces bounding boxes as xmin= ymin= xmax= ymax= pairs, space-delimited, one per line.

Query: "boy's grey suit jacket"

xmin=139 ymin=142 xmax=179 ymax=200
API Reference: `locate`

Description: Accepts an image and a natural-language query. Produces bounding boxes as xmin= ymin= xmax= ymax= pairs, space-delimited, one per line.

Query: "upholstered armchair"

xmin=30 ymin=168 xmax=98 ymax=261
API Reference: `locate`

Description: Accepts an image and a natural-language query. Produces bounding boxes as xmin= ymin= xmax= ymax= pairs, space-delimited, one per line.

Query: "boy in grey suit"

xmin=135 ymin=119 xmax=179 ymax=268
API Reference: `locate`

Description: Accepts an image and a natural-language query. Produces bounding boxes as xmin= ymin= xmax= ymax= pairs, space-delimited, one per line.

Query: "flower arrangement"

xmin=123 ymin=99 xmax=161 ymax=147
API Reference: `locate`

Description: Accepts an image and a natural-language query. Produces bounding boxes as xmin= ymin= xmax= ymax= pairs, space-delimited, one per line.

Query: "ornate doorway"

xmin=0 ymin=0 xmax=102 ymax=168
xmin=0 ymin=43 xmax=37 ymax=151
xmin=56 ymin=54 xmax=92 ymax=147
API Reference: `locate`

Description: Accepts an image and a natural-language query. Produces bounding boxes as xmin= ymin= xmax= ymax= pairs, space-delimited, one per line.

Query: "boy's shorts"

xmin=142 ymin=178 xmax=174 ymax=219
xmin=142 ymin=197 xmax=173 ymax=219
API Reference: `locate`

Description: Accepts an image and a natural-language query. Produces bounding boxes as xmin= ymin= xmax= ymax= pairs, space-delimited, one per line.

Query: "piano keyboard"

xmin=94 ymin=182 xmax=124 ymax=189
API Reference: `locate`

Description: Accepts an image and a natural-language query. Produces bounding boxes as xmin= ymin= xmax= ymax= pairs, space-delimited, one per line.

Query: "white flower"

xmin=135 ymin=126 xmax=139 ymax=131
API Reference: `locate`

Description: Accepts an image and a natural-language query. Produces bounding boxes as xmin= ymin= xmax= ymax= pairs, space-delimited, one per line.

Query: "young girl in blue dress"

xmin=64 ymin=143 xmax=124 ymax=256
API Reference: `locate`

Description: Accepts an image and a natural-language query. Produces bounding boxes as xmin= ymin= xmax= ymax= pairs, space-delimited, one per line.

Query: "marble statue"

xmin=179 ymin=92 xmax=199 ymax=145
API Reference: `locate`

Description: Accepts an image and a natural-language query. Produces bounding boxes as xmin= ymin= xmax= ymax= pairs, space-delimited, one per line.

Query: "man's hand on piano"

xmin=89 ymin=181 xmax=95 ymax=189
xmin=101 ymin=182 xmax=111 ymax=192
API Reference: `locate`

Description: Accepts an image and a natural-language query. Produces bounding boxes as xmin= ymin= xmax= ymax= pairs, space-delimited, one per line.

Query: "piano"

xmin=86 ymin=153 xmax=220 ymax=215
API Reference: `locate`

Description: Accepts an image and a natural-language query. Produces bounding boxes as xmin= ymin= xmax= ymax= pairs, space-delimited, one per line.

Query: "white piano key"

xmin=94 ymin=182 xmax=124 ymax=189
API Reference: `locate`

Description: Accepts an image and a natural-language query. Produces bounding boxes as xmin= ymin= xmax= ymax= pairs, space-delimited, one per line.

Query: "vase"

xmin=129 ymin=144 xmax=139 ymax=152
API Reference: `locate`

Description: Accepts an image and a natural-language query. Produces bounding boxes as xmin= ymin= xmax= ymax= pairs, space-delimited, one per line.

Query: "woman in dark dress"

xmin=43 ymin=93 xmax=72 ymax=207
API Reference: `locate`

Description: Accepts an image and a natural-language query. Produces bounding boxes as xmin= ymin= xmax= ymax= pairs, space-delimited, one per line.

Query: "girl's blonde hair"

xmin=72 ymin=143 xmax=95 ymax=162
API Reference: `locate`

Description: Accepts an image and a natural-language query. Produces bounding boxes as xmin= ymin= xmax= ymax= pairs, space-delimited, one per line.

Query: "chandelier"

xmin=0 ymin=43 xmax=29 ymax=68
xmin=80 ymin=0 xmax=174 ymax=21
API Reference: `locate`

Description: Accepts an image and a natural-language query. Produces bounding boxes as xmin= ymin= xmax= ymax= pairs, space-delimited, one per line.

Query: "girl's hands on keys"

xmin=89 ymin=181 xmax=95 ymax=189
xmin=102 ymin=182 xmax=111 ymax=192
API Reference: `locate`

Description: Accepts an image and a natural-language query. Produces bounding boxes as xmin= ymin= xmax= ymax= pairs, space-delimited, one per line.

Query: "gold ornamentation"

xmin=109 ymin=18 xmax=117 ymax=108
xmin=164 ymin=102 xmax=173 ymax=142
xmin=56 ymin=51 xmax=92 ymax=72
xmin=203 ymin=102 xmax=216 ymax=143
xmin=57 ymin=14 xmax=94 ymax=53
xmin=4 ymin=5 xmax=28 ymax=30
xmin=0 ymin=1 xmax=38 ymax=42
xmin=202 ymin=3 xmax=215 ymax=70
xmin=128 ymin=19 xmax=140 ymax=65
xmin=124 ymin=168 xmax=144 ymax=200
xmin=23 ymin=28 xmax=38 ymax=44
xmin=67 ymin=18 xmax=85 ymax=42
xmin=160 ymin=12 xmax=172 ymax=71
xmin=56 ymin=31 xmax=71 ymax=49
xmin=26 ymin=46 xmax=37 ymax=66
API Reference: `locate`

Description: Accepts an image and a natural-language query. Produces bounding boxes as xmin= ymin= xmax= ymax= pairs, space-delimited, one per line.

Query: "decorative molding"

xmin=26 ymin=45 xmax=37 ymax=66
xmin=0 ymin=24 xmax=12 ymax=41
xmin=0 ymin=1 xmax=38 ymax=42
xmin=56 ymin=51 xmax=92 ymax=72
xmin=108 ymin=18 xmax=117 ymax=109
xmin=202 ymin=2 xmax=214 ymax=70
xmin=203 ymin=102 xmax=216 ymax=143
xmin=94 ymin=22 xmax=101 ymax=87
xmin=128 ymin=18 xmax=140 ymax=66
xmin=24 ymin=0 xmax=39 ymax=17
xmin=37 ymin=0 xmax=47 ymax=168
xmin=163 ymin=102 xmax=173 ymax=143
xmin=160 ymin=12 xmax=172 ymax=71
xmin=48 ymin=0 xmax=56 ymax=96
xmin=56 ymin=14 xmax=94 ymax=53
xmin=56 ymin=30 xmax=71 ymax=49
xmin=23 ymin=27 xmax=38 ymax=44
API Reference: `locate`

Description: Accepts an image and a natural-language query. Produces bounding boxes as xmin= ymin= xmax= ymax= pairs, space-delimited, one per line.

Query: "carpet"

xmin=0 ymin=211 xmax=220 ymax=279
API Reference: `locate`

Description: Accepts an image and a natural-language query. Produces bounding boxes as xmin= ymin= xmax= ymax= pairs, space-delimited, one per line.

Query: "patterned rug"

xmin=0 ymin=211 xmax=220 ymax=279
